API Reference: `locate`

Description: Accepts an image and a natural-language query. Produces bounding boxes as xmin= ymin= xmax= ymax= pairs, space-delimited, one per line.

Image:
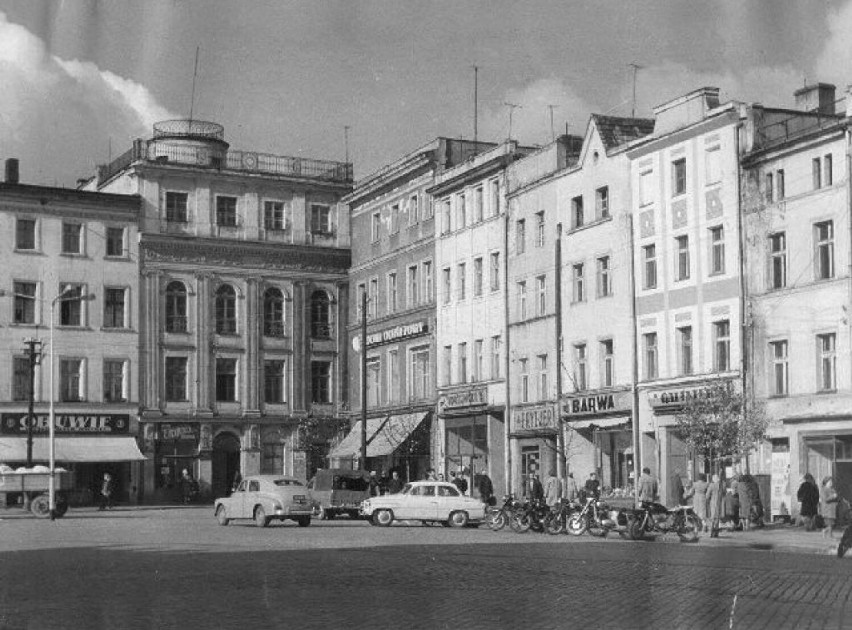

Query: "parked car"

xmin=359 ymin=481 xmax=486 ymax=527
xmin=307 ymin=468 xmax=371 ymax=520
xmin=214 ymin=475 xmax=312 ymax=528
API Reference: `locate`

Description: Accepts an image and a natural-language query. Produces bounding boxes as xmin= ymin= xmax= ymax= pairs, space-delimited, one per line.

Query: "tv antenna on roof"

xmin=188 ymin=46 xmax=200 ymax=123
xmin=628 ymin=63 xmax=643 ymax=118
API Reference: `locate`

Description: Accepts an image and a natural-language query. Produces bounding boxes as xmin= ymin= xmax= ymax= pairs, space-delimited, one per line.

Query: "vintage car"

xmin=306 ymin=468 xmax=370 ymax=520
xmin=359 ymin=480 xmax=486 ymax=527
xmin=214 ymin=475 xmax=312 ymax=528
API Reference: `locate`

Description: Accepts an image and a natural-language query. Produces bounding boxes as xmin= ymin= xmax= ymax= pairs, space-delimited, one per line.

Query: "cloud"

xmin=816 ymin=1 xmax=852 ymax=93
xmin=0 ymin=11 xmax=174 ymax=186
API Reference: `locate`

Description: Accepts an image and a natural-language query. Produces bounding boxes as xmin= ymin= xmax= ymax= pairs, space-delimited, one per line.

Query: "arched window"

xmin=310 ymin=290 xmax=331 ymax=339
xmin=215 ymin=284 xmax=237 ymax=334
xmin=263 ymin=288 xmax=285 ymax=337
xmin=165 ymin=281 xmax=187 ymax=333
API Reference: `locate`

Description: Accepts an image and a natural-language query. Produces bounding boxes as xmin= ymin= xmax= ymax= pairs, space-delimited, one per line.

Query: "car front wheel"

xmin=449 ymin=511 xmax=469 ymax=528
xmin=254 ymin=506 xmax=270 ymax=528
xmin=216 ymin=505 xmax=230 ymax=526
xmin=297 ymin=516 xmax=311 ymax=527
xmin=373 ymin=509 xmax=394 ymax=527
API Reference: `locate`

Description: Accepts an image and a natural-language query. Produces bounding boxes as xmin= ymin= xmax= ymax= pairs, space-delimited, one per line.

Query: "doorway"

xmin=212 ymin=432 xmax=240 ymax=499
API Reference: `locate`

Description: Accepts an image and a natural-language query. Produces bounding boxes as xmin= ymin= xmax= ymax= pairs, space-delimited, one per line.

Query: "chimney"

xmin=794 ymin=83 xmax=836 ymax=115
xmin=5 ymin=158 xmax=19 ymax=184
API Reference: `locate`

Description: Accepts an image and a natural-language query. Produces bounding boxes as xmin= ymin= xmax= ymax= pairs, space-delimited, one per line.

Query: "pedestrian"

xmin=424 ymin=468 xmax=437 ymax=481
xmin=99 ymin=472 xmax=114 ymax=511
xmin=231 ymin=470 xmax=242 ymax=493
xmin=564 ymin=472 xmax=579 ymax=502
xmin=379 ymin=472 xmax=390 ymax=496
xmin=584 ymin=472 xmax=600 ymax=500
xmin=670 ymin=469 xmax=685 ymax=506
xmin=723 ymin=485 xmax=740 ymax=530
xmin=820 ymin=476 xmax=839 ymax=538
xmin=706 ymin=473 xmax=723 ymax=533
xmin=543 ymin=469 xmax=562 ymax=508
xmin=476 ymin=472 xmax=494 ymax=506
xmin=737 ymin=474 xmax=756 ymax=531
xmin=526 ymin=472 xmax=544 ymax=503
xmin=368 ymin=471 xmax=380 ymax=497
xmin=450 ymin=470 xmax=468 ymax=494
xmin=797 ymin=473 xmax=820 ymax=531
xmin=387 ymin=470 xmax=403 ymax=494
xmin=685 ymin=473 xmax=709 ymax=531
xmin=437 ymin=473 xmax=445 ymax=482
xmin=637 ymin=467 xmax=658 ymax=503
xmin=180 ymin=468 xmax=195 ymax=504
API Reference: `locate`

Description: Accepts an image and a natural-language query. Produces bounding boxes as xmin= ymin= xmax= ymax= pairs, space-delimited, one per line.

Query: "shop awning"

xmin=568 ymin=418 xmax=629 ymax=431
xmin=328 ymin=417 xmax=385 ymax=460
xmin=0 ymin=437 xmax=146 ymax=463
xmin=367 ymin=412 xmax=427 ymax=457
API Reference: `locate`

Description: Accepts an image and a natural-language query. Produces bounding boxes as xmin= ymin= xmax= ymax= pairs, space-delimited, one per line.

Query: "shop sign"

xmin=1 ymin=413 xmax=130 ymax=434
xmin=512 ymin=404 xmax=557 ymax=432
xmin=365 ymin=320 xmax=429 ymax=348
xmin=649 ymin=380 xmax=736 ymax=412
xmin=157 ymin=423 xmax=200 ymax=442
xmin=439 ymin=385 xmax=488 ymax=411
xmin=562 ymin=391 xmax=631 ymax=417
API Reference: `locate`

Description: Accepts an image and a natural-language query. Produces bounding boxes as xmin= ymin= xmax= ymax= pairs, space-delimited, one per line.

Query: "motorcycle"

xmin=545 ymin=498 xmax=580 ymax=535
xmin=629 ymin=501 xmax=700 ymax=542
xmin=567 ymin=496 xmax=630 ymax=538
xmin=510 ymin=498 xmax=550 ymax=533
xmin=488 ymin=494 xmax=522 ymax=531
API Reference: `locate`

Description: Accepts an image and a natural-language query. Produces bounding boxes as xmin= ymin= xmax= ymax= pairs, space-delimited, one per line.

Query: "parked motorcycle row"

xmin=486 ymin=493 xmax=701 ymax=543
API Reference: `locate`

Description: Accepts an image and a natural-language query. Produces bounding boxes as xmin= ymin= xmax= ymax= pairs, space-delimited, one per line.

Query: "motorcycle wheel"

xmin=546 ymin=515 xmax=564 ymax=535
xmin=628 ymin=518 xmax=647 ymax=541
xmin=676 ymin=516 xmax=699 ymax=543
xmin=511 ymin=514 xmax=532 ymax=533
xmin=491 ymin=512 xmax=508 ymax=532
xmin=837 ymin=526 xmax=852 ymax=558
xmin=566 ymin=514 xmax=587 ymax=536
xmin=589 ymin=524 xmax=608 ymax=538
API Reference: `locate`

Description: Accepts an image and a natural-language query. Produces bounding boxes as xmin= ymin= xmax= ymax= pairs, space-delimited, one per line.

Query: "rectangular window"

xmin=516 ymin=219 xmax=526 ymax=254
xmin=371 ymin=212 xmax=381 ymax=241
xmin=473 ymin=257 xmax=484 ymax=296
xmin=812 ymin=157 xmax=822 ymax=190
xmin=59 ymin=359 xmax=84 ymax=402
xmin=387 ymin=272 xmax=397 ymax=314
xmin=776 ymin=169 xmax=785 ymax=200
xmin=356 ymin=283 xmax=366 ymax=321
xmin=595 ymin=186 xmax=609 ymax=219
xmin=601 ymin=340 xmax=614 ymax=387
xmin=639 ymin=170 xmax=654 ymax=206
xmin=675 ymin=235 xmax=690 ymax=281
xmin=474 ymin=187 xmax=484 ymax=223
xmin=710 ymin=226 xmax=725 ymax=274
xmin=818 ymin=333 xmax=837 ymax=391
xmin=409 ymin=347 xmax=430 ymax=400
xmin=571 ymin=196 xmax=584 ymax=228
xmin=574 ymin=345 xmax=587 ymax=391
xmin=165 ymin=357 xmax=188 ymax=402
xmin=441 ymin=200 xmax=452 ymax=234
xmin=536 ymin=211 xmax=545 ymax=247
xmin=215 ymin=358 xmax=237 ymax=402
xmin=61 ymin=223 xmax=82 ymax=254
xmin=422 ymin=261 xmax=433 ymax=303
xmin=765 ymin=172 xmax=774 ymax=203
xmin=366 ymin=359 xmax=381 ymax=407
xmin=538 ymin=354 xmax=548 ymax=400
xmin=368 ymin=278 xmax=378 ymax=319
xmin=409 ymin=195 xmax=419 ymax=224
xmin=824 ymin=154 xmax=833 ymax=186
xmin=643 ymin=244 xmax=657 ymax=289
xmin=815 ymin=220 xmax=834 ymax=280
xmin=16 ymin=218 xmax=36 ymax=250
xmin=457 ymin=342 xmax=468 ymax=384
xmin=389 ymin=203 xmax=400 ymax=235
xmin=408 ymin=265 xmax=420 ymax=307
xmin=310 ymin=204 xmax=331 ymax=234
xmin=490 ymin=252 xmax=500 ymax=291
xmin=536 ymin=275 xmax=546 ymax=316
xmin=106 ymin=227 xmax=125 ymax=257
xmin=264 ymin=201 xmax=286 ymax=231
xmin=705 ymin=147 xmax=721 ymax=184
xmin=103 ymin=288 xmax=127 ymax=329
xmin=103 ymin=359 xmax=126 ymax=402
xmin=387 ymin=349 xmax=399 ymax=403
xmin=490 ymin=335 xmax=501 ymax=379
xmin=216 ymin=196 xmax=238 ymax=227
xmin=443 ymin=345 xmax=452 ymax=386
xmin=13 ymin=281 xmax=36 ymax=324
xmin=423 ymin=197 xmax=434 ymax=220
xmin=644 ymin=332 xmax=658 ymax=380
xmin=520 ymin=358 xmax=529 ymax=403
xmin=59 ymin=284 xmax=85 ymax=326
xmin=672 ymin=158 xmax=686 ymax=196
xmin=165 ymin=192 xmax=188 ymax=223
xmin=714 ymin=320 xmax=730 ymax=372
xmin=310 ymin=361 xmax=331 ymax=403
xmin=677 ymin=326 xmax=693 ymax=376
xmin=572 ymin=264 xmax=585 ymax=302
xmin=12 ymin=356 xmax=29 ymax=402
xmin=517 ymin=280 xmax=527 ymax=319
xmin=770 ymin=340 xmax=788 ymax=396
xmin=442 ymin=267 xmax=451 ymax=305
xmin=264 ymin=360 xmax=286 ymax=404
xmin=457 ymin=263 xmax=466 ymax=300
xmin=769 ymin=232 xmax=787 ymax=289
xmin=596 ymin=256 xmax=611 ymax=297
xmin=456 ymin=194 xmax=466 ymax=229
xmin=473 ymin=339 xmax=484 ymax=382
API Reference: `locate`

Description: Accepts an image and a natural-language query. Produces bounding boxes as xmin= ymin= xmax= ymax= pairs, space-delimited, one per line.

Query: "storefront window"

xmin=155 ymin=423 xmax=199 ymax=490
xmin=445 ymin=416 xmax=488 ymax=475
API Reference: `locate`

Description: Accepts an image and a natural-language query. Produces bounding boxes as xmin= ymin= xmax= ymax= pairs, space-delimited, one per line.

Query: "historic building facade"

xmin=0 ymin=161 xmax=144 ymax=503
xmin=85 ymin=120 xmax=352 ymax=500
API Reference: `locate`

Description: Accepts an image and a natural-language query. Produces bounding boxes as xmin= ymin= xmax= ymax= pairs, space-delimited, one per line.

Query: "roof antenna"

xmin=344 ymin=125 xmax=351 ymax=164
xmin=473 ymin=65 xmax=479 ymax=144
xmin=547 ymin=104 xmax=557 ymax=141
xmin=628 ymin=63 xmax=643 ymax=117
xmin=504 ymin=102 xmax=521 ymax=142
xmin=188 ymin=46 xmax=200 ymax=124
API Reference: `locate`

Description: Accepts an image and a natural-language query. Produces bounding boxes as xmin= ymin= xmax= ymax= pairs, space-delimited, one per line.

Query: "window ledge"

xmin=13 ymin=249 xmax=44 ymax=255
xmin=816 ymin=389 xmax=838 ymax=395
xmin=568 ymin=216 xmax=613 ymax=235
xmin=59 ymin=252 xmax=88 ymax=259
xmin=9 ymin=322 xmax=40 ymax=328
xmin=708 ymin=271 xmax=726 ymax=278
xmin=101 ymin=327 xmax=135 ymax=333
xmin=104 ymin=256 xmax=133 ymax=262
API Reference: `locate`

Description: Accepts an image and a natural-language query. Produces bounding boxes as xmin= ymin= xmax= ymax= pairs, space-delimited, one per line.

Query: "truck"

xmin=0 ymin=469 xmax=74 ymax=518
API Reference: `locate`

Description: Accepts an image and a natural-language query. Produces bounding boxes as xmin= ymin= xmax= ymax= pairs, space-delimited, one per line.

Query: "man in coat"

xmin=670 ymin=470 xmax=685 ymax=506
xmin=564 ymin=472 xmax=579 ymax=502
xmin=637 ymin=467 xmax=658 ymax=503
xmin=543 ymin=469 xmax=562 ymax=508
xmin=526 ymin=473 xmax=544 ymax=503
xmin=584 ymin=472 xmax=601 ymax=500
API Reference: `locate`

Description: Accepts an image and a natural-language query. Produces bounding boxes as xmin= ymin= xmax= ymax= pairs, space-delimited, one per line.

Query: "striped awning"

xmin=0 ymin=437 xmax=146 ymax=462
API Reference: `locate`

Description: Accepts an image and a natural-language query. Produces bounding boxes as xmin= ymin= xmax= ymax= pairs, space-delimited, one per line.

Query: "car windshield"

xmin=272 ymin=479 xmax=303 ymax=486
xmin=332 ymin=476 xmax=369 ymax=491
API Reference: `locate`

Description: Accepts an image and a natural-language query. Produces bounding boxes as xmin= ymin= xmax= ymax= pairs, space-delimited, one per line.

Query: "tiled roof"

xmin=592 ymin=115 xmax=655 ymax=150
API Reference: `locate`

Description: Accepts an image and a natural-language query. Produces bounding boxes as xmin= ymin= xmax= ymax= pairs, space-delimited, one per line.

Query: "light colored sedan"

xmin=214 ymin=475 xmax=312 ymax=528
xmin=359 ymin=481 xmax=486 ymax=527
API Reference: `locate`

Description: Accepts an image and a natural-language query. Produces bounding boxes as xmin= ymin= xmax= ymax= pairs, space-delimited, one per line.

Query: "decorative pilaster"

xmin=141 ymin=270 xmax=162 ymax=414
xmin=196 ymin=273 xmax=213 ymax=412
xmin=293 ymin=281 xmax=306 ymax=412
xmin=245 ymin=278 xmax=261 ymax=413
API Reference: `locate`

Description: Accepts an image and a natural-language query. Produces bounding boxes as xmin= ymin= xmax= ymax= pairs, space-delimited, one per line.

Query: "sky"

xmin=0 ymin=0 xmax=850 ymax=187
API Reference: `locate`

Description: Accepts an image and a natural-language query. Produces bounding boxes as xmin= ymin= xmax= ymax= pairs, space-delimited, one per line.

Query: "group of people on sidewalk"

xmin=797 ymin=473 xmax=840 ymax=538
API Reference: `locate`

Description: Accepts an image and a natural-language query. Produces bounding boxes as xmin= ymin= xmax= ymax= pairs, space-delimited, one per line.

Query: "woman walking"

xmin=820 ymin=476 xmax=839 ymax=538
xmin=685 ymin=473 xmax=709 ymax=532
xmin=797 ymin=473 xmax=820 ymax=531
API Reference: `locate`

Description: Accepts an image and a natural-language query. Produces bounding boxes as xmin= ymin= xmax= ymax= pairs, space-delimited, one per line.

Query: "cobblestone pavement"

xmin=1 ymin=507 xmax=851 ymax=629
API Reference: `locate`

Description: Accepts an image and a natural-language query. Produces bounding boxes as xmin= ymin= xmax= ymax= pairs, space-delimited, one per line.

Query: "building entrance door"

xmin=212 ymin=432 xmax=240 ymax=499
